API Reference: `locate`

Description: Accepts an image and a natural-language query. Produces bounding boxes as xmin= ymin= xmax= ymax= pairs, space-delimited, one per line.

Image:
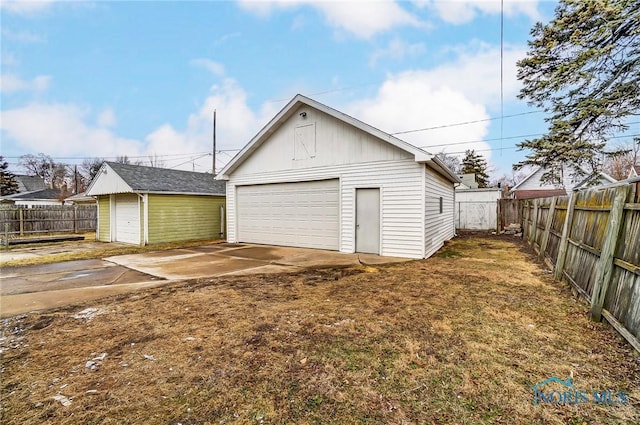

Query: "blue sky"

xmin=1 ymin=0 xmax=560 ymax=178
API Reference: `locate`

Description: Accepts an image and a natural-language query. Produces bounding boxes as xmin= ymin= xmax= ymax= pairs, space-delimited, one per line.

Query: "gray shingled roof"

xmin=3 ymin=188 xmax=62 ymax=200
xmin=107 ymin=162 xmax=226 ymax=195
xmin=14 ymin=175 xmax=46 ymax=192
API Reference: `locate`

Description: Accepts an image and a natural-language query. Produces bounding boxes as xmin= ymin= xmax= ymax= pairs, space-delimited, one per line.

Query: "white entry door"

xmin=236 ymin=180 xmax=339 ymax=250
xmin=356 ymin=188 xmax=380 ymax=254
xmin=114 ymin=193 xmax=140 ymax=244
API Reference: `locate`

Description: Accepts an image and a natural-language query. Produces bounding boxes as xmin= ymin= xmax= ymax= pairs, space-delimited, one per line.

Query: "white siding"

xmin=425 ymin=166 xmax=455 ymax=258
xmin=86 ymin=164 xmax=133 ymax=196
xmin=228 ymin=159 xmax=426 ymax=259
xmin=13 ymin=200 xmax=63 ymax=207
xmin=232 ymin=105 xmax=413 ymax=177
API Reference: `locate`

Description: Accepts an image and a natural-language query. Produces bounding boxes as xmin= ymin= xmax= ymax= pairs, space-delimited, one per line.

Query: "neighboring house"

xmin=0 ymin=188 xmax=64 ymax=207
xmin=510 ymin=165 xmax=616 ymax=199
xmin=86 ymin=162 xmax=226 ymax=245
xmin=628 ymin=164 xmax=640 ymax=179
xmin=216 ymin=94 xmax=459 ymax=259
xmin=64 ymin=191 xmax=96 ymax=205
xmin=457 ymin=173 xmax=478 ymax=189
xmin=14 ymin=174 xmax=46 ymax=193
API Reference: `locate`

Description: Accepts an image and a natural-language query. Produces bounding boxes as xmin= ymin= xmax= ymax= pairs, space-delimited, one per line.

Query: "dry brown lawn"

xmin=1 ymin=235 xmax=638 ymax=424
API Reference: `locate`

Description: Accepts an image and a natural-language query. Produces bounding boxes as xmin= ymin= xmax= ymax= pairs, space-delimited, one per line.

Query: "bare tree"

xmin=19 ymin=153 xmax=70 ymax=189
xmin=147 ymin=153 xmax=165 ymax=168
xmin=435 ymin=151 xmax=461 ymax=174
xmin=601 ymin=139 xmax=639 ymax=180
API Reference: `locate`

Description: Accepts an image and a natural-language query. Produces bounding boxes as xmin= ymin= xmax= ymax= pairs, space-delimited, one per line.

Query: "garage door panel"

xmin=237 ymin=180 xmax=339 ymax=250
xmin=115 ymin=194 xmax=140 ymax=244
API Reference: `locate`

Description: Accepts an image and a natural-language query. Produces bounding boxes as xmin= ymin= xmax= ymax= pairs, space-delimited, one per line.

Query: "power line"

xmin=436 ymin=132 xmax=640 ymax=155
xmin=418 ymin=132 xmax=544 ymax=149
xmin=391 ymin=110 xmax=543 ymax=136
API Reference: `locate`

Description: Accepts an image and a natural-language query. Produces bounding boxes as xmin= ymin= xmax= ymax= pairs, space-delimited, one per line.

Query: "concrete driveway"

xmin=1 ymin=243 xmax=408 ymax=317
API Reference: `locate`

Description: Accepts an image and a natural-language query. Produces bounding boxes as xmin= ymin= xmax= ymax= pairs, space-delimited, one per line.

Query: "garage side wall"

xmin=425 ymin=167 xmax=455 ymax=258
xmin=97 ymin=195 xmax=111 ymax=242
xmin=227 ymin=159 xmax=425 ymax=258
xmin=146 ymin=194 xmax=225 ymax=244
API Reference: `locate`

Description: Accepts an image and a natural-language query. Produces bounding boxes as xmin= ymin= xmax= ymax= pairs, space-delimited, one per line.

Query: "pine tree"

xmin=515 ymin=0 xmax=640 ymax=183
xmin=461 ymin=150 xmax=490 ymax=188
xmin=0 ymin=156 xmax=19 ymax=196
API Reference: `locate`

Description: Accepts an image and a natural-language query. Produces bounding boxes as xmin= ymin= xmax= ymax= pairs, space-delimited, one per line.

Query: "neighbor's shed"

xmin=216 ymin=94 xmax=459 ymax=259
xmin=86 ymin=162 xmax=226 ymax=245
xmin=454 ymin=188 xmax=501 ymax=231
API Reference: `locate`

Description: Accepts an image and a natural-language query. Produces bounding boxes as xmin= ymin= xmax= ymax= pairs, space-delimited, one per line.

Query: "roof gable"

xmin=217 ymin=94 xmax=459 ymax=183
xmin=86 ymin=162 xmax=226 ymax=196
xmin=511 ymin=164 xmax=616 ymax=192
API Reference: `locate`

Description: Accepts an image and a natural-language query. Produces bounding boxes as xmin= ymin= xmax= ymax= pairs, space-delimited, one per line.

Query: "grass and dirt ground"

xmin=1 ymin=235 xmax=639 ymax=424
xmin=0 ymin=233 xmax=223 ymax=268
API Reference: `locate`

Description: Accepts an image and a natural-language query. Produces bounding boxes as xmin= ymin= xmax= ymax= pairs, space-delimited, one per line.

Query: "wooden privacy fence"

xmin=0 ymin=205 xmax=97 ymax=238
xmin=521 ymin=179 xmax=640 ymax=352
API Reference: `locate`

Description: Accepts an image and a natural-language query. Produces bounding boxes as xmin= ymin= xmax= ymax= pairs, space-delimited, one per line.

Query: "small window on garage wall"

xmin=439 ymin=197 xmax=443 ymax=214
xmin=294 ymin=123 xmax=316 ymax=160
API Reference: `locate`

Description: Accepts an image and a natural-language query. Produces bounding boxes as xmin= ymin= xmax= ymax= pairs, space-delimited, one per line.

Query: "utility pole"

xmin=212 ymin=109 xmax=217 ymax=175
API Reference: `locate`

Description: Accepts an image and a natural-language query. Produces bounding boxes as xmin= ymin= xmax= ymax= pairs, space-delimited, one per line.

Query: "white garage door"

xmin=237 ymin=179 xmax=339 ymax=250
xmin=114 ymin=193 xmax=140 ymax=244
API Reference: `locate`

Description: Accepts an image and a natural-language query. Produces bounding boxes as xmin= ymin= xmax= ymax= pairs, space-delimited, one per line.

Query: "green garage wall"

xmin=97 ymin=195 xmax=111 ymax=242
xmin=147 ymin=194 xmax=225 ymax=244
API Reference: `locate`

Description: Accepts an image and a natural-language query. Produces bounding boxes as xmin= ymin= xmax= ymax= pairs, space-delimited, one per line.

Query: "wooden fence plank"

xmin=539 ymin=196 xmax=557 ymax=260
xmin=591 ymin=185 xmax=631 ymax=321
xmin=531 ymin=199 xmax=539 ymax=250
xmin=555 ymin=192 xmax=577 ymax=280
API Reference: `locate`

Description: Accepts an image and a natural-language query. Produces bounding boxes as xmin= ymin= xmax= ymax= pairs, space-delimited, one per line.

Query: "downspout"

xmin=136 ymin=193 xmax=147 ymax=246
xmin=220 ymin=204 xmax=225 ymax=239
xmin=454 ymin=182 xmax=461 ymax=236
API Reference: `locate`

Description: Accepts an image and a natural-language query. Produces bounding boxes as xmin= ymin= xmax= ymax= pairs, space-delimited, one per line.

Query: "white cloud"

xmin=424 ymin=42 xmax=526 ymax=108
xmin=237 ymin=0 xmax=422 ymax=39
xmin=2 ymin=29 xmax=45 ymax=43
xmin=414 ymin=0 xmax=541 ymax=25
xmin=370 ymin=38 xmax=426 ymax=66
xmin=346 ymin=43 xmax=528 ymax=163
xmin=347 ymin=74 xmax=491 ymax=160
xmin=97 ymin=108 xmax=116 ymax=127
xmin=1 ymin=103 xmax=143 ymax=158
xmin=0 ymin=0 xmax=55 ymax=14
xmin=146 ymin=78 xmax=279 ymax=172
xmin=0 ymin=78 xmax=277 ymax=173
xmin=1 ymin=74 xmax=51 ymax=93
xmin=191 ymin=58 xmax=226 ymax=77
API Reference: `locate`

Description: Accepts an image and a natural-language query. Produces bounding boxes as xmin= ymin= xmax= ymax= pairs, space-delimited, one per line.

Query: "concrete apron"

xmin=104 ymin=244 xmax=410 ymax=280
xmin=1 ymin=244 xmax=410 ymax=318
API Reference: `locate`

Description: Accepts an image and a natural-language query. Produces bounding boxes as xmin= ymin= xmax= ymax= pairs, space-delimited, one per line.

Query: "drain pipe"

xmin=220 ymin=204 xmax=225 ymax=239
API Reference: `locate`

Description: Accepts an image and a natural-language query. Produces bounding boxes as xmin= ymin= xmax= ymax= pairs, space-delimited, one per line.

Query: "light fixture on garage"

xmin=299 ymin=111 xmax=307 ymax=118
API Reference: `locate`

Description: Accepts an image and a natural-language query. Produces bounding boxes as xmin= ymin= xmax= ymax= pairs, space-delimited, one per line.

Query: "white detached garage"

xmin=217 ymin=94 xmax=459 ymax=259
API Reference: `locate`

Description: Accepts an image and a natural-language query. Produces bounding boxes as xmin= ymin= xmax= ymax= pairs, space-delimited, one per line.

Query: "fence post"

xmin=539 ymin=197 xmax=557 ymax=261
xmin=19 ymin=207 xmax=24 ymax=237
xmin=590 ymin=185 xmax=629 ymax=322
xmin=73 ymin=205 xmax=78 ymax=234
xmin=555 ymin=192 xmax=577 ymax=280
